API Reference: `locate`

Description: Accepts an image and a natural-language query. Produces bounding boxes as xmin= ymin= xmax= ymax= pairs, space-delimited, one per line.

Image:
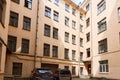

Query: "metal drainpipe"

xmin=34 ymin=0 xmax=39 ymax=69
xmin=90 ymin=0 xmax=93 ymax=77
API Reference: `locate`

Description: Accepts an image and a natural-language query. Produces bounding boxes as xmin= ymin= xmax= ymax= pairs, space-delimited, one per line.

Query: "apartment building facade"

xmin=81 ymin=0 xmax=120 ymax=79
xmin=0 ymin=0 xmax=10 ymax=79
xmin=4 ymin=0 xmax=38 ymax=79
xmin=0 ymin=0 xmax=120 ymax=80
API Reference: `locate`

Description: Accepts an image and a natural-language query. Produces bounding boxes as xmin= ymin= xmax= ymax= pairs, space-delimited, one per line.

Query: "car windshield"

xmin=38 ymin=70 xmax=50 ymax=73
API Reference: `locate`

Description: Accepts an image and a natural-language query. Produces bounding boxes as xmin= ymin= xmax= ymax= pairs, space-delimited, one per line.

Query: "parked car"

xmin=53 ymin=69 xmax=72 ymax=80
xmin=31 ymin=68 xmax=54 ymax=80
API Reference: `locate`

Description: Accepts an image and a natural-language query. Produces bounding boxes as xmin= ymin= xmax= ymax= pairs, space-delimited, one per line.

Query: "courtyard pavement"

xmin=72 ymin=78 xmax=90 ymax=80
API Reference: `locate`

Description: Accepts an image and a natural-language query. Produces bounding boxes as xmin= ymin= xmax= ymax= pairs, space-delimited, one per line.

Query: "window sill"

xmin=0 ymin=21 xmax=5 ymax=28
xmin=97 ymin=29 xmax=107 ymax=35
xmin=98 ymin=51 xmax=108 ymax=54
xmin=54 ymin=3 xmax=59 ymax=6
xmin=65 ymin=41 xmax=69 ymax=43
xmin=24 ymin=6 xmax=32 ymax=10
xmin=53 ymin=37 xmax=58 ymax=40
xmin=65 ymin=9 xmax=70 ymax=13
xmin=44 ymin=35 xmax=50 ymax=37
xmin=99 ymin=72 xmax=109 ymax=74
xmin=72 ymin=43 xmax=76 ymax=45
xmin=22 ymin=28 xmax=31 ymax=31
xmin=65 ymin=24 xmax=69 ymax=27
xmin=9 ymin=24 xmax=18 ymax=27
xmin=54 ymin=19 xmax=59 ymax=22
xmin=97 ymin=8 xmax=106 ymax=16
xmin=45 ymin=15 xmax=51 ymax=19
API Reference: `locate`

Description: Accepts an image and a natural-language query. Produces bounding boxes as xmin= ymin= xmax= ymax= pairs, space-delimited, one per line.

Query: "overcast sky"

xmin=71 ymin=0 xmax=84 ymax=5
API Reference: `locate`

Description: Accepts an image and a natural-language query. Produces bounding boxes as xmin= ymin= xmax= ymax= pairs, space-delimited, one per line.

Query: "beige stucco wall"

xmin=0 ymin=0 xmax=10 ymax=79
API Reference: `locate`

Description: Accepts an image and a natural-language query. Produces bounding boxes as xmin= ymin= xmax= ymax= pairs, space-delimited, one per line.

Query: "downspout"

xmin=90 ymin=0 xmax=93 ymax=77
xmin=34 ymin=0 xmax=39 ymax=69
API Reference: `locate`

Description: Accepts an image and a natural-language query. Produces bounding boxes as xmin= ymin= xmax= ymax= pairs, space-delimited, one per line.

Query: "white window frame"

xmin=45 ymin=7 xmax=51 ymax=18
xmin=99 ymin=60 xmax=109 ymax=73
xmin=53 ymin=11 xmax=59 ymax=21
xmin=97 ymin=0 xmax=106 ymax=14
xmin=65 ymin=4 xmax=69 ymax=12
xmin=98 ymin=18 xmax=106 ymax=33
xmin=118 ymin=8 xmax=120 ymax=22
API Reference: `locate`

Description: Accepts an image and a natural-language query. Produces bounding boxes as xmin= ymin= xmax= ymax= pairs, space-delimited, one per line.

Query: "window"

xmin=23 ymin=16 xmax=31 ymax=31
xmin=80 ymin=38 xmax=83 ymax=46
xmin=80 ymin=52 xmax=83 ymax=61
xmin=64 ymin=48 xmax=69 ymax=59
xmin=99 ymin=60 xmax=109 ymax=73
xmin=52 ymin=45 xmax=58 ymax=57
xmin=80 ymin=24 xmax=83 ymax=32
xmin=86 ymin=48 xmax=90 ymax=57
xmin=86 ymin=32 xmax=90 ymax=42
xmin=98 ymin=38 xmax=107 ymax=53
xmin=64 ymin=66 xmax=69 ymax=70
xmin=54 ymin=0 xmax=59 ymax=5
xmin=72 ymin=66 xmax=76 ymax=75
xmin=72 ymin=8 xmax=76 ymax=15
xmin=118 ymin=8 xmax=120 ymax=22
xmin=72 ymin=20 xmax=76 ymax=29
xmin=44 ymin=43 xmax=50 ymax=56
xmin=72 ymin=50 xmax=76 ymax=60
xmin=86 ymin=18 xmax=90 ymax=27
xmin=9 ymin=11 xmax=19 ymax=27
xmin=53 ymin=28 xmax=58 ymax=39
xmin=97 ymin=0 xmax=106 ymax=14
xmin=12 ymin=62 xmax=22 ymax=75
xmin=8 ymin=35 xmax=17 ymax=52
xmin=80 ymin=13 xmax=83 ymax=20
xmin=72 ymin=35 xmax=76 ymax=45
xmin=98 ymin=18 xmax=106 ymax=33
xmin=0 ymin=43 xmax=2 ymax=66
xmin=21 ymin=39 xmax=29 ymax=53
xmin=44 ymin=24 xmax=50 ymax=37
xmin=11 ymin=0 xmax=20 ymax=4
xmin=24 ymin=0 xmax=32 ymax=9
xmin=45 ymin=6 xmax=51 ymax=18
xmin=65 ymin=4 xmax=69 ymax=12
xmin=0 ymin=0 xmax=3 ymax=22
xmin=80 ymin=67 xmax=83 ymax=75
xmin=65 ymin=32 xmax=69 ymax=42
xmin=86 ymin=4 xmax=89 ymax=11
xmin=53 ymin=11 xmax=59 ymax=21
xmin=65 ymin=17 xmax=69 ymax=26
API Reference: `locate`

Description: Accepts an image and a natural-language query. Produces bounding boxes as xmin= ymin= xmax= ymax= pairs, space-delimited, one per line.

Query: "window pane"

xmin=98 ymin=18 xmax=106 ymax=33
xmin=11 ymin=0 xmax=20 ymax=4
xmin=44 ymin=43 xmax=50 ymax=56
xmin=118 ymin=8 xmax=120 ymax=21
xmin=12 ymin=62 xmax=22 ymax=75
xmin=21 ymin=39 xmax=29 ymax=53
xmin=44 ymin=24 xmax=50 ymax=37
xmin=53 ymin=28 xmax=58 ymax=39
xmin=97 ymin=0 xmax=106 ymax=14
xmin=8 ymin=35 xmax=17 ymax=52
xmin=52 ymin=46 xmax=58 ymax=57
xmin=0 ymin=0 xmax=3 ymax=22
xmin=45 ymin=6 xmax=51 ymax=18
xmin=25 ymin=0 xmax=32 ymax=9
xmin=9 ymin=11 xmax=19 ymax=27
xmin=64 ymin=48 xmax=69 ymax=59
xmin=23 ymin=16 xmax=31 ymax=30
xmin=98 ymin=39 xmax=107 ymax=53
xmin=53 ymin=11 xmax=59 ymax=21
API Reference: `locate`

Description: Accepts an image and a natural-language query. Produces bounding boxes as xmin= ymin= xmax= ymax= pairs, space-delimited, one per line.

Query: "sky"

xmin=71 ymin=0 xmax=84 ymax=5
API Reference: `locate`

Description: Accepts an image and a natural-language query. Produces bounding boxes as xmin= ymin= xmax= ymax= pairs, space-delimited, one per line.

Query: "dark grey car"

xmin=31 ymin=68 xmax=54 ymax=80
